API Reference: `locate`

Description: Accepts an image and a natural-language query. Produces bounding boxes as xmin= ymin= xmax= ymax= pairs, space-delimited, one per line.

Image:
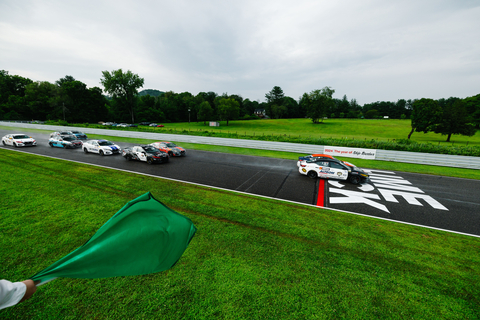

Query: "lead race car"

xmin=122 ymin=145 xmax=169 ymax=164
xmin=297 ymin=154 xmax=369 ymax=184
xmin=2 ymin=133 xmax=37 ymax=147
xmin=83 ymin=139 xmax=121 ymax=155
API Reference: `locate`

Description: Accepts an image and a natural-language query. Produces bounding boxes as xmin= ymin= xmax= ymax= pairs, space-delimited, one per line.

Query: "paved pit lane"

xmin=2 ymin=129 xmax=480 ymax=237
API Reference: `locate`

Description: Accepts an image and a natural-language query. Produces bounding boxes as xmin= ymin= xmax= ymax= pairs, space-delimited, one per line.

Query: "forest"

xmin=1 ymin=69 xmax=479 ymax=141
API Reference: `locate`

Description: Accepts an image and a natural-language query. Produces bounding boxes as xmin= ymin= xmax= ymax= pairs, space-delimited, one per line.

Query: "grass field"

xmin=143 ymin=118 xmax=480 ymax=146
xmin=1 ymin=148 xmax=480 ymax=319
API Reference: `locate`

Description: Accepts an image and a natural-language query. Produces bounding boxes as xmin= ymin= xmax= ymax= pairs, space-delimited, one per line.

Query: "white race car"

xmin=2 ymin=133 xmax=37 ymax=147
xmin=83 ymin=140 xmax=121 ymax=155
xmin=298 ymin=158 xmax=369 ymax=184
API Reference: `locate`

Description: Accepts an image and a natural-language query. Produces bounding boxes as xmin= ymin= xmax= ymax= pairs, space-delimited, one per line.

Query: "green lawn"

xmin=155 ymin=118 xmax=480 ymax=146
xmin=1 ymin=149 xmax=479 ymax=319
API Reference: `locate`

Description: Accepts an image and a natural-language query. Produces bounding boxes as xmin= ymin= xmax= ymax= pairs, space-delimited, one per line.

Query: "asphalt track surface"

xmin=2 ymin=129 xmax=480 ymax=237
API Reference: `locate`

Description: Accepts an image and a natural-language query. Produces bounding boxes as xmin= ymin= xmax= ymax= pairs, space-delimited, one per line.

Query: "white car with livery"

xmin=83 ymin=140 xmax=121 ymax=155
xmin=2 ymin=133 xmax=37 ymax=147
xmin=298 ymin=158 xmax=369 ymax=184
xmin=122 ymin=145 xmax=169 ymax=164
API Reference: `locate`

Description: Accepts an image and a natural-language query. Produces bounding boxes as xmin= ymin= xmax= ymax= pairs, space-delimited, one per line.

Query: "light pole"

xmin=188 ymin=108 xmax=191 ymax=124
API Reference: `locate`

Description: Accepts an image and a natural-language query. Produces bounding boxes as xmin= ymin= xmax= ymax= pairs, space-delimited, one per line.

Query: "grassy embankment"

xmin=1 ymin=149 xmax=479 ymax=319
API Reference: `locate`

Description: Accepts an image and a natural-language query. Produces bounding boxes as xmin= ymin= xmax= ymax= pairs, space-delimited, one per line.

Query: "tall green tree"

xmin=304 ymin=87 xmax=335 ymax=124
xmin=265 ymin=86 xmax=285 ymax=117
xmin=100 ymin=69 xmax=144 ymax=123
xmin=407 ymin=98 xmax=442 ymax=139
xmin=433 ymin=98 xmax=476 ymax=142
xmin=217 ymin=97 xmax=240 ymax=126
xmin=197 ymin=101 xmax=214 ymax=125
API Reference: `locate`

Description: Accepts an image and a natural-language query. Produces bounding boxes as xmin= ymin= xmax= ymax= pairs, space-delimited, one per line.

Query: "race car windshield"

xmin=143 ymin=146 xmax=158 ymax=152
xmin=98 ymin=141 xmax=114 ymax=146
xmin=165 ymin=143 xmax=177 ymax=147
xmin=71 ymin=131 xmax=83 ymax=134
xmin=13 ymin=135 xmax=29 ymax=139
xmin=62 ymin=136 xmax=76 ymax=141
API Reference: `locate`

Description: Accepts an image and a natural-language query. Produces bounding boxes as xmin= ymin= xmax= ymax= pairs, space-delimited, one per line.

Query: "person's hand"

xmin=19 ymin=280 xmax=37 ymax=303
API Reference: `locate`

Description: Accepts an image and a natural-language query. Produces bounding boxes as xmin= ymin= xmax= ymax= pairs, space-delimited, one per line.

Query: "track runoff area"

xmin=1 ymin=128 xmax=479 ymax=238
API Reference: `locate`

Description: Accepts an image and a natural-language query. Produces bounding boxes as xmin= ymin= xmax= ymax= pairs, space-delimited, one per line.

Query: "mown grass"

xmin=83 ymin=118 xmax=480 ymax=146
xmin=1 ymin=149 xmax=479 ymax=319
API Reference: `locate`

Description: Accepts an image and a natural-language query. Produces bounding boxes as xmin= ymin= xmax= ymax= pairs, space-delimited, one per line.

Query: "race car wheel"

xmin=2 ymin=140 xmax=5 ymax=145
xmin=307 ymin=171 xmax=318 ymax=179
xmin=49 ymin=142 xmax=54 ymax=147
xmin=14 ymin=142 xmax=18 ymax=148
xmin=147 ymin=158 xmax=153 ymax=165
xmin=125 ymin=155 xmax=131 ymax=161
xmin=99 ymin=150 xmax=104 ymax=156
xmin=83 ymin=148 xmax=88 ymax=153
xmin=349 ymin=175 xmax=361 ymax=184
xmin=168 ymin=151 xmax=173 ymax=156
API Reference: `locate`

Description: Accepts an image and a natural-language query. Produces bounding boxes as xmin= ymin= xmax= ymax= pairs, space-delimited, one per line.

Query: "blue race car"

xmin=49 ymin=135 xmax=83 ymax=148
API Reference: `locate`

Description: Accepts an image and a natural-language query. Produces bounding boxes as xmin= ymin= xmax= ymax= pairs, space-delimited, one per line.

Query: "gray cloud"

xmin=1 ymin=0 xmax=479 ymax=104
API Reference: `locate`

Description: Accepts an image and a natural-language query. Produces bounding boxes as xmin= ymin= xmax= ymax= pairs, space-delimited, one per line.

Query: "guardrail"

xmin=2 ymin=121 xmax=480 ymax=170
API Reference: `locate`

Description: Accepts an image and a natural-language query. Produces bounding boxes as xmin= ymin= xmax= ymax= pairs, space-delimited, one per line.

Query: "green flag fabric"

xmin=31 ymin=192 xmax=196 ymax=285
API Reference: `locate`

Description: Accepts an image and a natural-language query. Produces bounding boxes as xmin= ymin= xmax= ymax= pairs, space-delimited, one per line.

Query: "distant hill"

xmin=138 ymin=89 xmax=165 ymax=97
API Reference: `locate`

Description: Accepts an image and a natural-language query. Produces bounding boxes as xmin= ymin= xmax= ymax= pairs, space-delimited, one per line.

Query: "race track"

xmin=2 ymin=129 xmax=480 ymax=237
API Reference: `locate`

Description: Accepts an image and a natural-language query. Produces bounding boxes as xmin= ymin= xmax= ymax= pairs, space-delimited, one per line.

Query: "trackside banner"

xmin=323 ymin=146 xmax=377 ymax=160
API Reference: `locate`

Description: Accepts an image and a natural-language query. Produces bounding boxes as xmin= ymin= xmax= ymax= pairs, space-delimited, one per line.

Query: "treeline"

xmin=1 ymin=70 xmax=479 ymax=135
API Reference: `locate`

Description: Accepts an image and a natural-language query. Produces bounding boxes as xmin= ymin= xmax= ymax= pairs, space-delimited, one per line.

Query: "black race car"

xmin=122 ymin=145 xmax=169 ymax=164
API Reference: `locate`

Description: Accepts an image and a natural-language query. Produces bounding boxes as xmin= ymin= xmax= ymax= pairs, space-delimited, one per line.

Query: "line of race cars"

xmin=2 ymin=132 xmax=369 ymax=184
xmin=2 ymin=131 xmax=187 ymax=165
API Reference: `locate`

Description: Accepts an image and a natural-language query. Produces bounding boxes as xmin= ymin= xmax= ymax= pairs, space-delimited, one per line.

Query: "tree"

xmin=408 ymin=98 xmax=441 ymax=139
xmin=265 ymin=86 xmax=284 ymax=117
xmin=283 ymin=96 xmax=301 ymax=118
xmin=433 ymin=98 xmax=476 ymax=142
xmin=463 ymin=94 xmax=480 ymax=129
xmin=217 ymin=97 xmax=240 ymax=126
xmin=365 ymin=109 xmax=379 ymax=119
xmin=100 ymin=69 xmax=144 ymax=123
xmin=24 ymin=81 xmax=60 ymax=120
xmin=304 ymin=87 xmax=335 ymax=124
xmin=0 ymin=70 xmax=33 ymax=120
xmin=265 ymin=86 xmax=284 ymax=105
xmin=197 ymin=101 xmax=213 ymax=125
xmin=271 ymin=104 xmax=287 ymax=119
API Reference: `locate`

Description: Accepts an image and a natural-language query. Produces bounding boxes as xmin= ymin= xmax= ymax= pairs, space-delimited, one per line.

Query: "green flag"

xmin=31 ymin=192 xmax=196 ymax=285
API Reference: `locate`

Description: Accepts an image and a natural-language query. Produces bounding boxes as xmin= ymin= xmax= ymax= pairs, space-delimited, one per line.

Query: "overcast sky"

xmin=1 ymin=0 xmax=479 ymax=105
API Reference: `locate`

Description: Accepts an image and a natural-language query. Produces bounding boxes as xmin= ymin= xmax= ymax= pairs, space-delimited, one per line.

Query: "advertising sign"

xmin=323 ymin=146 xmax=376 ymax=159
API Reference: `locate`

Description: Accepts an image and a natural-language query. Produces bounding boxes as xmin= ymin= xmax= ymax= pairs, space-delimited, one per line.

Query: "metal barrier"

xmin=2 ymin=121 xmax=480 ymax=169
